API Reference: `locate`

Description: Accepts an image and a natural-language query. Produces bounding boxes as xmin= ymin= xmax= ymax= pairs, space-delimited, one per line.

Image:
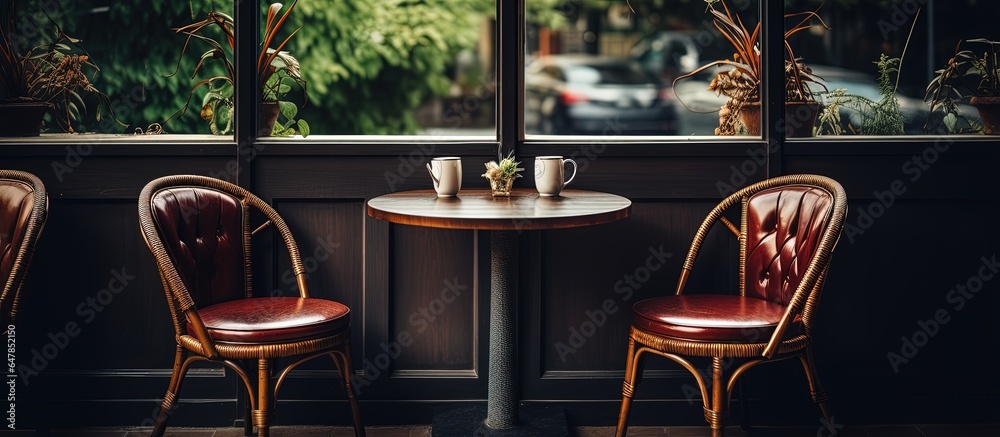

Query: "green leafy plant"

xmin=0 ymin=0 xmax=124 ymax=133
xmin=168 ymin=1 xmax=309 ymax=136
xmin=925 ymin=38 xmax=999 ymax=134
xmin=482 ymin=146 xmax=523 ymax=181
xmin=673 ymin=0 xmax=828 ymax=135
xmin=815 ymin=55 xmax=906 ymax=136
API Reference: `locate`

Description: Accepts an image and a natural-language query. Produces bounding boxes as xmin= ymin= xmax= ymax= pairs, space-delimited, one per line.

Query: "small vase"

xmin=488 ymin=176 xmax=515 ymax=197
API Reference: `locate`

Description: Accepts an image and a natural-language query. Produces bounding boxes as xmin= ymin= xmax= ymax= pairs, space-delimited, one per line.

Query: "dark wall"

xmin=2 ymin=137 xmax=997 ymax=431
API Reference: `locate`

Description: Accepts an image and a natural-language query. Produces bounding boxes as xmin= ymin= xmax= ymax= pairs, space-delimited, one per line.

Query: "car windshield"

xmin=564 ymin=64 xmax=657 ymax=85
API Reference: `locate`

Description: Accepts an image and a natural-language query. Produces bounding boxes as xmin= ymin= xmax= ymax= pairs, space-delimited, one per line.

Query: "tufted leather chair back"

xmin=0 ymin=171 xmax=47 ymax=325
xmin=140 ymin=175 xmax=311 ymax=339
xmin=149 ymin=186 xmax=249 ymax=309
xmin=676 ymin=175 xmax=846 ymax=351
xmin=741 ymin=185 xmax=835 ymax=306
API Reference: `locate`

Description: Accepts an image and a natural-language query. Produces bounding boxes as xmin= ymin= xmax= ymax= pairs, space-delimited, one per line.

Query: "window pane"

xmin=525 ymin=0 xmax=761 ymax=137
xmin=789 ymin=0 xmax=995 ymax=136
xmin=4 ymin=1 xmax=228 ymax=135
xmin=269 ymin=0 xmax=497 ymax=137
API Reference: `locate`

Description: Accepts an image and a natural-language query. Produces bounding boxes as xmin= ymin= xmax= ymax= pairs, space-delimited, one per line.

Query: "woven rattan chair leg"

xmin=799 ymin=347 xmax=835 ymax=434
xmin=332 ymin=342 xmax=366 ymax=437
xmin=152 ymin=348 xmax=188 ymax=437
xmin=255 ymin=359 xmax=271 ymax=437
xmin=707 ymin=357 xmax=728 ymax=437
xmin=615 ymin=338 xmax=641 ymax=437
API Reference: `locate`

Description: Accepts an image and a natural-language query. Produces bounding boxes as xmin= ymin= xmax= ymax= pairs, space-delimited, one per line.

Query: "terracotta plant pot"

xmin=970 ymin=96 xmax=1000 ymax=135
xmin=258 ymin=101 xmax=281 ymax=137
xmin=737 ymin=101 xmax=820 ymax=137
xmin=737 ymin=102 xmax=762 ymax=136
xmin=0 ymin=102 xmax=51 ymax=137
xmin=784 ymin=101 xmax=821 ymax=137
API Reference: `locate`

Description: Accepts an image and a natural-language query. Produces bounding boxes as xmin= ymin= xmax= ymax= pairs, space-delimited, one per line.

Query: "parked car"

xmin=629 ymin=31 xmax=704 ymax=82
xmin=524 ymin=54 xmax=679 ymax=135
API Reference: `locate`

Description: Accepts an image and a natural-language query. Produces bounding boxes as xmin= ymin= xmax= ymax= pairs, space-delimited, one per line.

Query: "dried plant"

xmin=0 ymin=0 xmax=124 ymax=133
xmin=674 ymin=0 xmax=829 ymax=134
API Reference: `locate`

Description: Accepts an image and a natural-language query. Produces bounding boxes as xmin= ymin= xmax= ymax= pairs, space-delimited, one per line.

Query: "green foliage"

xmin=1 ymin=0 xmax=128 ymax=133
xmin=271 ymin=98 xmax=310 ymax=137
xmin=526 ymin=0 xmax=570 ymax=29
xmin=58 ymin=0 xmax=224 ymax=133
xmin=12 ymin=0 xmax=524 ymax=135
xmin=289 ymin=0 xmax=494 ymax=134
xmin=925 ymin=38 xmax=999 ymax=133
xmin=815 ymin=55 xmax=905 ymax=136
xmin=482 ymin=145 xmax=523 ymax=181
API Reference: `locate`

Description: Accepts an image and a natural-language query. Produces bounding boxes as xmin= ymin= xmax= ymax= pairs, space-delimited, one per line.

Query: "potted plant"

xmin=0 ymin=0 xmax=123 ymax=136
xmin=482 ymin=146 xmax=523 ymax=197
xmin=168 ymin=1 xmax=310 ymax=137
xmin=815 ymin=54 xmax=906 ymax=136
xmin=673 ymin=0 xmax=828 ymax=137
xmin=926 ymin=38 xmax=1000 ymax=134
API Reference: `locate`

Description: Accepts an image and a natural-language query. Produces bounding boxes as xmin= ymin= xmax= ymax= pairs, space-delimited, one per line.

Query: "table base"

xmin=431 ymin=403 xmax=568 ymax=437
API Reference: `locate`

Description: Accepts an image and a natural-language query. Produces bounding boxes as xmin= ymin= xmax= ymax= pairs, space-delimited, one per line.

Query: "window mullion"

xmin=762 ymin=0 xmax=785 ymax=176
xmin=235 ymin=0 xmax=260 ymax=187
xmin=498 ymin=0 xmax=524 ymax=156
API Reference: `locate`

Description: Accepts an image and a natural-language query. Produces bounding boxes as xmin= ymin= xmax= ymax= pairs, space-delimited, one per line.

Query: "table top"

xmin=367 ymin=189 xmax=631 ymax=231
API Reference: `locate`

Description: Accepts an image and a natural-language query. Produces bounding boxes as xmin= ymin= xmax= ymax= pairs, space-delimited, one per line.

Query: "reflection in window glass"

xmin=525 ymin=0 xmax=760 ymax=137
xmin=790 ymin=0 xmax=996 ymax=136
xmin=282 ymin=0 xmax=496 ymax=136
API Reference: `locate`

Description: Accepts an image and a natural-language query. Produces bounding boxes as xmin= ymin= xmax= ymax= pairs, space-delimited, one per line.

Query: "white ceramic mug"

xmin=534 ymin=156 xmax=577 ymax=197
xmin=426 ymin=157 xmax=462 ymax=197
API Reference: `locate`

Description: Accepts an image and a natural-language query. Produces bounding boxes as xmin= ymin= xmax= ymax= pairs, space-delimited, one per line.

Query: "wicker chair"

xmin=138 ymin=175 xmax=364 ymax=437
xmin=0 ymin=170 xmax=47 ymax=327
xmin=615 ymin=174 xmax=847 ymax=437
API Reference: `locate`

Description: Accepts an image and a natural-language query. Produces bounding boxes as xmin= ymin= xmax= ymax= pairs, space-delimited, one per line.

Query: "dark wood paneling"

xmin=1 ymin=141 xmax=997 ymax=428
xmin=390 ymin=225 xmax=477 ymax=373
xmin=18 ymin=200 xmax=173 ymax=370
xmin=537 ymin=201 xmax=733 ymax=373
xmin=4 ymin=156 xmax=237 ymax=199
xmin=268 ymin=201 xmax=367 ymax=373
xmin=524 ymin=154 xmax=769 ymax=200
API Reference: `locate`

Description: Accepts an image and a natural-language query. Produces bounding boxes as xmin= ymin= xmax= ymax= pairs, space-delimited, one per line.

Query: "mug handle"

xmin=426 ymin=163 xmax=440 ymax=187
xmin=563 ymin=159 xmax=578 ymax=187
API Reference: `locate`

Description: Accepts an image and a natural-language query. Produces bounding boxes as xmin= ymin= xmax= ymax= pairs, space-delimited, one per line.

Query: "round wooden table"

xmin=368 ymin=188 xmax=631 ymax=431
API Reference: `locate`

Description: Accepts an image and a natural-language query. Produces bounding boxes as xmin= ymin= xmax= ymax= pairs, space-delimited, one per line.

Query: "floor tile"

xmin=125 ymin=429 xmax=218 ymax=437
xmin=211 ymin=429 xmax=247 ymax=437
xmin=51 ymin=431 xmax=128 ymax=437
xmin=917 ymin=424 xmax=1000 ymax=437
xmin=663 ymin=426 xmax=746 ymax=436
xmin=854 ymin=425 xmax=923 ymax=437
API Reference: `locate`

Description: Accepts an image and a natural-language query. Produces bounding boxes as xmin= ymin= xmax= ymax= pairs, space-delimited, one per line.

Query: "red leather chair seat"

xmin=632 ymin=294 xmax=802 ymax=342
xmin=188 ymin=297 xmax=349 ymax=343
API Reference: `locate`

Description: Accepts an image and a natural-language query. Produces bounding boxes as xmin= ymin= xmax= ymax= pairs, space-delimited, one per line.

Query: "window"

xmin=2 ymin=1 xmax=231 ymax=136
xmin=5 ymin=0 xmax=994 ymax=140
xmin=789 ymin=0 xmax=995 ymax=137
xmin=267 ymin=0 xmax=497 ymax=137
xmin=524 ymin=0 xmax=762 ymax=138
xmin=3 ymin=0 xmax=497 ymax=138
